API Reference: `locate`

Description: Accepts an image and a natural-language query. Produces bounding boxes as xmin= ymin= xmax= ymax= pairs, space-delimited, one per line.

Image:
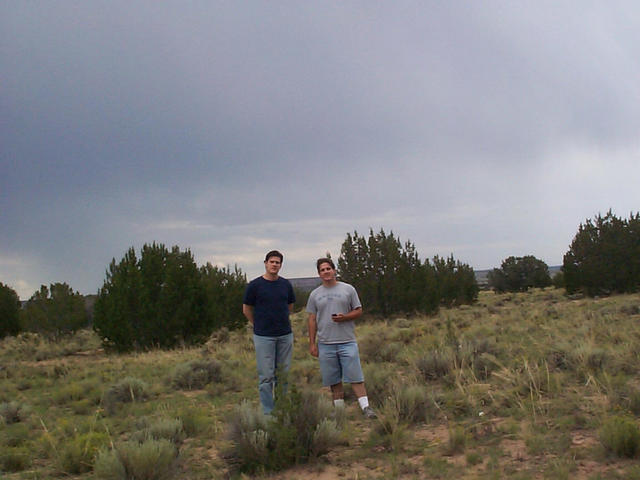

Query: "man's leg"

xmin=351 ymin=382 xmax=367 ymax=399
xmin=318 ymin=343 xmax=344 ymax=407
xmin=274 ymin=332 xmax=294 ymax=397
xmin=253 ymin=334 xmax=277 ymax=414
xmin=330 ymin=382 xmax=344 ymax=401
xmin=339 ymin=342 xmax=376 ymax=418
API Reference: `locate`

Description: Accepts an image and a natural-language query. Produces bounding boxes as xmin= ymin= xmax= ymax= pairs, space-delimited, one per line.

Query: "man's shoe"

xmin=362 ymin=406 xmax=377 ymax=419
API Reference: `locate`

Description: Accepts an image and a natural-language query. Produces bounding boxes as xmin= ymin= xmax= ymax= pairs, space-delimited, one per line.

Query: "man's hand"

xmin=309 ymin=342 xmax=318 ymax=357
xmin=331 ymin=313 xmax=346 ymax=322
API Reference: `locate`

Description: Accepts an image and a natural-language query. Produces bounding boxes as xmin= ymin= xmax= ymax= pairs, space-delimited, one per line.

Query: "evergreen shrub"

xmin=564 ymin=210 xmax=640 ymax=296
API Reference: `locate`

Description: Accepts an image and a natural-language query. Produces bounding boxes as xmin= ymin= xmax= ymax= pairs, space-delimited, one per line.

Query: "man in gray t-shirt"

xmin=306 ymin=257 xmax=376 ymax=419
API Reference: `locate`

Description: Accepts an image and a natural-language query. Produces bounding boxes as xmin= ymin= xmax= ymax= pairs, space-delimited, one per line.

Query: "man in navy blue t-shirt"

xmin=242 ymin=250 xmax=295 ymax=414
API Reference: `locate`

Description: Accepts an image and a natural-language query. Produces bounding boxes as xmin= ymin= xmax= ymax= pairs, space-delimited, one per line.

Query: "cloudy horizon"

xmin=2 ymin=1 xmax=639 ymax=299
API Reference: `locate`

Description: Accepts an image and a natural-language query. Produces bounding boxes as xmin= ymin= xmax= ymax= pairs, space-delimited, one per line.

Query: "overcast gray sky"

xmin=2 ymin=1 xmax=639 ymax=299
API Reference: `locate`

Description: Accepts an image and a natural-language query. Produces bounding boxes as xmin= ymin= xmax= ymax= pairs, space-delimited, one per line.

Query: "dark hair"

xmin=265 ymin=250 xmax=283 ymax=262
xmin=316 ymin=257 xmax=335 ymax=272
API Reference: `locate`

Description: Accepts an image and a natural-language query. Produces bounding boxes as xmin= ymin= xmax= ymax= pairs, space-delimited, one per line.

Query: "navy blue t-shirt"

xmin=243 ymin=276 xmax=295 ymax=337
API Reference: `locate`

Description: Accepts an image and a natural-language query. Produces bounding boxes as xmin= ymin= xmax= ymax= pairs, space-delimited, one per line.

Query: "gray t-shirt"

xmin=306 ymin=282 xmax=362 ymax=344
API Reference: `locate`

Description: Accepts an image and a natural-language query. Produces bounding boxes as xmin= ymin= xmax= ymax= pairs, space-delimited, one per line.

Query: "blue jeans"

xmin=253 ymin=332 xmax=293 ymax=414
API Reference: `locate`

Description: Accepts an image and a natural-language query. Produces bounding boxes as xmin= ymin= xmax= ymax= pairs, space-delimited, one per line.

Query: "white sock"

xmin=358 ymin=396 xmax=369 ymax=410
xmin=333 ymin=398 xmax=345 ymax=408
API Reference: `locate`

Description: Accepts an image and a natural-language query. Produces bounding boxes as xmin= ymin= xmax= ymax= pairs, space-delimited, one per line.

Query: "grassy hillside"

xmin=2 ymin=288 xmax=640 ymax=479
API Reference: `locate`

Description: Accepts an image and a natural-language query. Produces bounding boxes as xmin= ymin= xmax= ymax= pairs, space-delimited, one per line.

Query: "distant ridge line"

xmin=289 ymin=266 xmax=562 ymax=292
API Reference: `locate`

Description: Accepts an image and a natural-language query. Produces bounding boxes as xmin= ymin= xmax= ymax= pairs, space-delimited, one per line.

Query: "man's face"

xmin=318 ymin=262 xmax=336 ymax=282
xmin=264 ymin=256 xmax=282 ymax=275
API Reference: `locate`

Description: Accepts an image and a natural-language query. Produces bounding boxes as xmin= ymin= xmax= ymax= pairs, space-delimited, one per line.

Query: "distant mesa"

xmin=290 ymin=266 xmax=562 ymax=292
xmin=288 ymin=277 xmax=322 ymax=292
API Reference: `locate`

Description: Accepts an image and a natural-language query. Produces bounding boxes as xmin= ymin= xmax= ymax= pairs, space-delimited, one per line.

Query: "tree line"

xmin=93 ymin=243 xmax=246 ymax=351
xmin=338 ymin=229 xmax=478 ymax=315
xmin=2 ymin=211 xmax=639 ymax=347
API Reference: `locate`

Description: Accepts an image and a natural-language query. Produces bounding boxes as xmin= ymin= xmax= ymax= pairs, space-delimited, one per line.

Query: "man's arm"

xmin=308 ymin=313 xmax=318 ymax=357
xmin=289 ymin=303 xmax=294 ymax=313
xmin=242 ymin=304 xmax=254 ymax=325
xmin=331 ymin=306 xmax=362 ymax=323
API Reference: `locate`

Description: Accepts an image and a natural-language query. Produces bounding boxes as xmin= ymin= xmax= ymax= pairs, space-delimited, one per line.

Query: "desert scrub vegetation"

xmin=0 ymin=329 xmax=101 ymax=362
xmin=599 ymin=416 xmax=640 ymax=458
xmin=0 ymin=401 xmax=29 ymax=424
xmin=102 ymin=377 xmax=150 ymax=415
xmin=3 ymin=289 xmax=640 ymax=479
xmin=169 ymin=359 xmax=222 ymax=390
xmin=225 ymin=385 xmax=343 ymax=474
xmin=94 ymin=438 xmax=179 ymax=480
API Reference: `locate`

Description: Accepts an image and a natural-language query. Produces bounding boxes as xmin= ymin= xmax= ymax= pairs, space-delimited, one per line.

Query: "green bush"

xmin=94 ymin=244 xmax=247 ymax=352
xmin=446 ymin=425 xmax=467 ymax=455
xmin=0 ymin=401 xmax=28 ymax=424
xmin=94 ymin=439 xmax=178 ymax=480
xmin=225 ymin=386 xmax=341 ymax=473
xmin=564 ymin=210 xmax=640 ymax=296
xmin=0 ymin=422 xmax=31 ymax=447
xmin=58 ymin=431 xmax=109 ymax=474
xmin=0 ymin=446 xmax=31 ymax=472
xmin=487 ymin=256 xmax=552 ymax=293
xmin=553 ymin=271 xmax=565 ymax=289
xmin=0 ymin=282 xmax=21 ymax=338
xmin=628 ymin=389 xmax=640 ymax=416
xmin=293 ymin=288 xmax=311 ymax=312
xmin=102 ymin=377 xmax=149 ymax=415
xmin=369 ymin=401 xmax=407 ymax=452
xmin=433 ymin=254 xmax=479 ymax=307
xmin=52 ymin=382 xmax=86 ymax=404
xmin=177 ymin=406 xmax=212 ymax=436
xmin=389 ymin=383 xmax=435 ymax=424
xmin=93 ymin=448 xmax=126 ymax=480
xmin=225 ymin=400 xmax=270 ymax=472
xmin=416 ymin=350 xmax=452 ymax=382
xmin=600 ymin=416 xmax=640 ymax=458
xmin=338 ymin=229 xmax=476 ymax=315
xmin=362 ymin=363 xmax=395 ymax=406
xmin=170 ymin=359 xmax=222 ymax=390
xmin=21 ymin=283 xmax=88 ymax=338
xmin=130 ymin=418 xmax=184 ymax=445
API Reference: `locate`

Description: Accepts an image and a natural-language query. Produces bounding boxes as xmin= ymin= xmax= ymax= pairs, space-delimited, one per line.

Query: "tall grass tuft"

xmin=169 ymin=359 xmax=222 ymax=390
xmin=0 ymin=401 xmax=28 ymax=424
xmin=362 ymin=363 xmax=395 ymax=406
xmin=130 ymin=418 xmax=185 ymax=445
xmin=94 ymin=439 xmax=178 ymax=480
xmin=58 ymin=431 xmax=109 ymax=475
xmin=386 ymin=382 xmax=436 ymax=425
xmin=600 ymin=416 xmax=640 ymax=458
xmin=416 ymin=350 xmax=452 ymax=382
xmin=445 ymin=425 xmax=468 ymax=455
xmin=102 ymin=377 xmax=149 ymax=415
xmin=0 ymin=446 xmax=31 ymax=472
xmin=370 ymin=400 xmax=407 ymax=452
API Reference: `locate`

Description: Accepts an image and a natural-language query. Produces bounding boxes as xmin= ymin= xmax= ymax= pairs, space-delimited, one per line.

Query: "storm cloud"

xmin=2 ymin=1 xmax=639 ymax=298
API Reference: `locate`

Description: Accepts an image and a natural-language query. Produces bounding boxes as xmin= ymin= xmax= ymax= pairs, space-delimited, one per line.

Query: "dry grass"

xmin=1 ymin=288 xmax=640 ymax=478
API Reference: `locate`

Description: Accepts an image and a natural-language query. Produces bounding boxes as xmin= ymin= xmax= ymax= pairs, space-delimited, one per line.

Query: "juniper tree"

xmin=563 ymin=210 xmax=640 ymax=296
xmin=21 ymin=282 xmax=88 ymax=338
xmin=488 ymin=256 xmax=551 ymax=293
xmin=0 ymin=282 xmax=21 ymax=338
